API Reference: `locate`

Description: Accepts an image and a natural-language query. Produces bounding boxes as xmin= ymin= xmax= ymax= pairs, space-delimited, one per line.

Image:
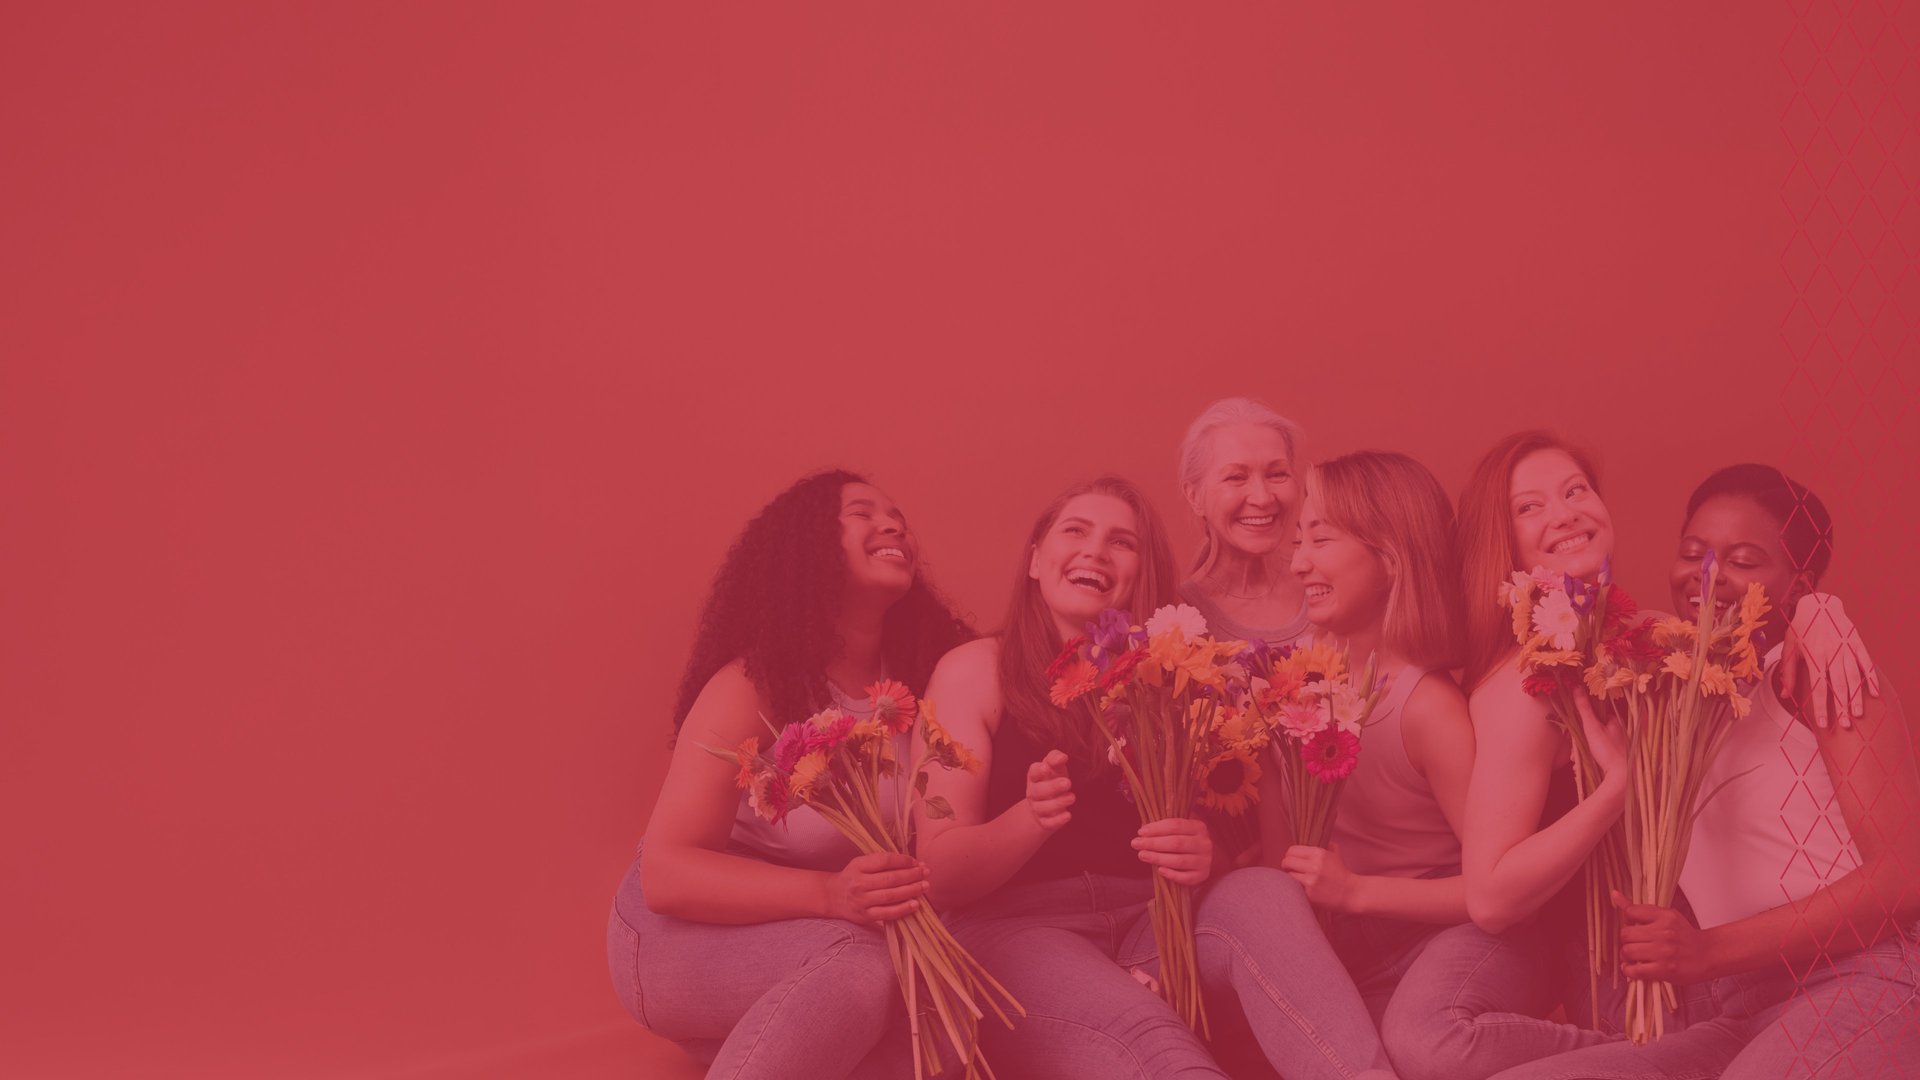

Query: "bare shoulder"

xmin=929 ymin=637 xmax=1003 ymax=733
xmin=1404 ymin=670 xmax=1471 ymax=727
xmin=679 ymin=658 xmax=771 ymax=744
xmin=1466 ymin=658 xmax=1553 ymax=739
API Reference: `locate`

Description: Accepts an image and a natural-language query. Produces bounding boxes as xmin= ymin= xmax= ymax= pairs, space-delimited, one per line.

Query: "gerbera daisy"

xmin=1145 ymin=602 xmax=1209 ymax=641
xmin=865 ymin=679 xmax=918 ymax=733
xmin=789 ymin=750 xmax=831 ymax=801
xmin=1303 ymin=728 xmax=1361 ymax=782
xmin=732 ymin=736 xmax=760 ymax=790
xmin=1198 ymin=747 xmax=1261 ymax=816
xmin=1278 ymin=700 xmax=1330 ymax=739
xmin=1049 ymin=658 xmax=1099 ymax=706
xmin=1532 ymin=590 xmax=1579 ymax=651
xmin=748 ymin=771 xmax=791 ymax=823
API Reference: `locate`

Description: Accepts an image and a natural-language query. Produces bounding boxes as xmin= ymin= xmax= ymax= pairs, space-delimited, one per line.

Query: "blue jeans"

xmin=1484 ymin=933 xmax=1920 ymax=1080
xmin=608 ymin=852 xmax=912 ymax=1080
xmin=948 ymin=867 xmax=1396 ymax=1079
xmin=1381 ymin=921 xmax=1617 ymax=1080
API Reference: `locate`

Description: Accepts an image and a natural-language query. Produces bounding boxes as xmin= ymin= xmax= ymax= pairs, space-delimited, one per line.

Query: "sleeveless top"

xmin=1176 ymin=579 xmax=1314 ymax=651
xmin=1677 ymin=652 xmax=1861 ymax=929
xmin=985 ymin=716 xmax=1146 ymax=887
xmin=727 ymin=683 xmax=910 ymax=872
xmin=1329 ymin=665 xmax=1463 ymax=878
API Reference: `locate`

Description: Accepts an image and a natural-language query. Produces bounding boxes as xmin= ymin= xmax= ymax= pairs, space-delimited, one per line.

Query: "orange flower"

xmin=790 ymin=750 xmax=831 ymax=801
xmin=1050 ymin=658 xmax=1099 ymax=706
xmin=732 ymin=736 xmax=760 ymax=790
xmin=866 ymin=679 xmax=919 ymax=734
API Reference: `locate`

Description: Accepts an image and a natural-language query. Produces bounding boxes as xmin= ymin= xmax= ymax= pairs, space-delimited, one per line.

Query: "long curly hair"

xmin=671 ymin=470 xmax=974 ymax=733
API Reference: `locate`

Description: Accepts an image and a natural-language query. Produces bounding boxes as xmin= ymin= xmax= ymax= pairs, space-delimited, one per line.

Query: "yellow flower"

xmin=921 ymin=701 xmax=981 ymax=773
xmin=1729 ymin=691 xmax=1752 ymax=718
xmin=1661 ymin=652 xmax=1694 ymax=681
xmin=1525 ymin=646 xmax=1584 ymax=668
xmin=789 ymin=751 xmax=831 ymax=801
xmin=1698 ymin=663 xmax=1734 ymax=698
xmin=1197 ymin=746 xmax=1261 ymax=816
xmin=1653 ymin=617 xmax=1697 ymax=649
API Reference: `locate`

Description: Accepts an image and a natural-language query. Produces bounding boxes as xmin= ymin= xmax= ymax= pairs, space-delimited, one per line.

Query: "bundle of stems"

xmin=721 ymin=704 xmax=1025 ymax=1080
xmin=1545 ymin=682 xmax=1630 ymax=1030
xmin=1089 ymin=687 xmax=1211 ymax=1038
xmin=1618 ymin=564 xmax=1760 ymax=1044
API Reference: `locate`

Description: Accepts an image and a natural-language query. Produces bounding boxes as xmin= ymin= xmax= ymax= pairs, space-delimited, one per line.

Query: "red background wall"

xmin=4 ymin=3 xmax=1914 ymax=1077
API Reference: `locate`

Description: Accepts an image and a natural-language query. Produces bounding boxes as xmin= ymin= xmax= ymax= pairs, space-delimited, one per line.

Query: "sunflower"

xmin=1198 ymin=747 xmax=1261 ymax=816
xmin=921 ymin=701 xmax=981 ymax=773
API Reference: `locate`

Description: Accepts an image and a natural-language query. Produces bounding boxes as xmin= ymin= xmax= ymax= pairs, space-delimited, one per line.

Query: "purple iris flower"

xmin=1086 ymin=608 xmax=1135 ymax=668
xmin=1564 ymin=574 xmax=1596 ymax=616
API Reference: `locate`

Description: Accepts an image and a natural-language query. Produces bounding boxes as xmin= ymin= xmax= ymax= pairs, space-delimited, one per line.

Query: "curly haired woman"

xmin=606 ymin=470 xmax=972 ymax=1079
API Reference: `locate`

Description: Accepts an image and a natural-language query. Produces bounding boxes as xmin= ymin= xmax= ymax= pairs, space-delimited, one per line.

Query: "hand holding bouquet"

xmin=710 ymin=682 xmax=1022 ymax=1079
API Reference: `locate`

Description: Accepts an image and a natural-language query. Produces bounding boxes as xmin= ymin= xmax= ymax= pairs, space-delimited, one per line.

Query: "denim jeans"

xmin=1483 ymin=933 xmax=1920 ymax=1080
xmin=947 ymin=866 xmax=1396 ymax=1080
xmin=1380 ymin=920 xmax=1617 ymax=1080
xmin=607 ymin=852 xmax=912 ymax=1080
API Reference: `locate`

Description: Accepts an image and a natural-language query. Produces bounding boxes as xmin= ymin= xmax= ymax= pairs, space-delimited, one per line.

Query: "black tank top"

xmin=984 ymin=717 xmax=1147 ymax=886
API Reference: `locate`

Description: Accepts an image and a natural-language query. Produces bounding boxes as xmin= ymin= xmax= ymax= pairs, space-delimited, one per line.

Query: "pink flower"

xmin=801 ymin=708 xmax=855 ymax=753
xmin=1278 ymin=700 xmax=1330 ymax=739
xmin=1303 ymin=728 xmax=1361 ymax=782
xmin=1145 ymin=603 xmax=1209 ymax=641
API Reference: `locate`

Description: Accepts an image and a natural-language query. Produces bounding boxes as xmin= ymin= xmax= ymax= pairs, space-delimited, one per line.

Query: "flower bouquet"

xmin=1047 ymin=605 xmax=1266 ymax=1037
xmin=1240 ymin=641 xmax=1385 ymax=852
xmin=1500 ymin=561 xmax=1654 ymax=1025
xmin=711 ymin=681 xmax=1023 ymax=1079
xmin=1616 ymin=557 xmax=1767 ymax=1043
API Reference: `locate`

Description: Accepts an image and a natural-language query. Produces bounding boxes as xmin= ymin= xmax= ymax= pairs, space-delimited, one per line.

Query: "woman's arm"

xmin=916 ymin=640 xmax=1065 ymax=909
xmin=1621 ymin=678 xmax=1920 ymax=983
xmin=639 ymin=660 xmax=927 ymax=925
xmin=1462 ymin=663 xmax=1627 ymax=934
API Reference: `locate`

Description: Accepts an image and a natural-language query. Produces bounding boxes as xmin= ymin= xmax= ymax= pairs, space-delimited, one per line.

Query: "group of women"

xmin=608 ymin=398 xmax=1920 ymax=1079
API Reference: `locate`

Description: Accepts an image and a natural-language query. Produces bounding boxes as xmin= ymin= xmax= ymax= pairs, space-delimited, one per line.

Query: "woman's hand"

xmin=1133 ymin=818 xmax=1214 ymax=886
xmin=1615 ymin=890 xmax=1716 ymax=985
xmin=1573 ymin=690 xmax=1627 ymax=782
xmin=1024 ymin=750 xmax=1075 ymax=831
xmin=1281 ymin=843 xmax=1357 ymax=912
xmin=821 ymin=852 xmax=929 ymax=925
xmin=1780 ymin=593 xmax=1880 ymax=730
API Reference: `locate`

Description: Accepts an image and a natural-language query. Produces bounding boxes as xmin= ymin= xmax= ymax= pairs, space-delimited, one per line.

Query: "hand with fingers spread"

xmin=1572 ymin=689 xmax=1627 ymax=781
xmin=1024 ymin=749 xmax=1075 ymax=832
xmin=1613 ymin=889 xmax=1715 ymax=986
xmin=1779 ymin=593 xmax=1881 ymax=730
xmin=1132 ymin=818 xmax=1214 ymax=886
xmin=822 ymin=852 xmax=930 ymax=925
xmin=1280 ymin=843 xmax=1357 ymax=912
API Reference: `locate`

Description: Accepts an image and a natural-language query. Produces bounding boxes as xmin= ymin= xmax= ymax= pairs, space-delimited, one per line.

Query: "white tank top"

xmin=728 ymin=683 xmax=911 ymax=872
xmin=1677 ymin=653 xmax=1860 ymax=929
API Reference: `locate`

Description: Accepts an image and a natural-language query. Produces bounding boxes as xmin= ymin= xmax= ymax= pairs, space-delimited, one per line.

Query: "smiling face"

xmin=838 ymin=482 xmax=917 ymax=601
xmin=1186 ymin=422 xmax=1300 ymax=559
xmin=1509 ymin=449 xmax=1614 ymax=579
xmin=1670 ymin=494 xmax=1800 ymax=644
xmin=1028 ymin=492 xmax=1142 ymax=631
xmin=1291 ymin=489 xmax=1393 ymax=637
